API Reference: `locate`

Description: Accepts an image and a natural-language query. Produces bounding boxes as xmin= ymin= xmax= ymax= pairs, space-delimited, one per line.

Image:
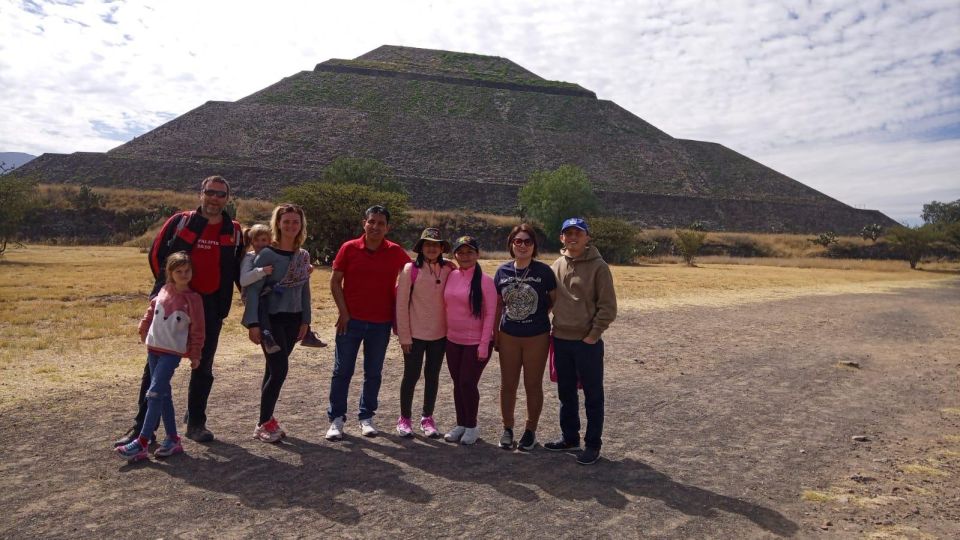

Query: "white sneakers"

xmin=444 ymin=425 xmax=466 ymax=442
xmin=460 ymin=427 xmax=480 ymax=445
xmin=359 ymin=418 xmax=378 ymax=437
xmin=325 ymin=417 xmax=345 ymax=441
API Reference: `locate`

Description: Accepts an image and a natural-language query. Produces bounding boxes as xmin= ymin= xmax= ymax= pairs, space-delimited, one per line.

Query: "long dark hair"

xmin=414 ymin=252 xmax=449 ymax=269
xmin=468 ymin=262 xmax=483 ymax=318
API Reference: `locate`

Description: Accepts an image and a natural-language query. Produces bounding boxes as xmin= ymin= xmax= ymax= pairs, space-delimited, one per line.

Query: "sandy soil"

xmin=1 ymin=279 xmax=958 ymax=538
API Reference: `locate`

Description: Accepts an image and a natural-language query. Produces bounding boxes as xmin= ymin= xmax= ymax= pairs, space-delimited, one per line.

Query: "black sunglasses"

xmin=203 ymin=189 xmax=228 ymax=198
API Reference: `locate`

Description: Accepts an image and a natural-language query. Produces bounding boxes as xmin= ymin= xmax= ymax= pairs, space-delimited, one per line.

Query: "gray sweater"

xmin=241 ymin=247 xmax=312 ymax=328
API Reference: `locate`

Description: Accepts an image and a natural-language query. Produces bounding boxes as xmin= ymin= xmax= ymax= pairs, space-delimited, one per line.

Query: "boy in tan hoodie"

xmin=544 ymin=217 xmax=617 ymax=465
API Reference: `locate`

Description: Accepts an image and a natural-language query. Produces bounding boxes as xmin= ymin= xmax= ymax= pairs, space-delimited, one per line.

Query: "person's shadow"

xmin=361 ymin=436 xmax=799 ymax=537
xmin=123 ymin=435 xmax=797 ymax=535
xmin=122 ymin=436 xmax=431 ymax=525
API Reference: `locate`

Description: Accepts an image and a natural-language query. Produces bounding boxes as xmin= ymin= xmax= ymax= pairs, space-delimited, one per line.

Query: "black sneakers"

xmin=300 ymin=331 xmax=327 ymax=348
xmin=576 ymin=447 xmax=601 ymax=465
xmin=517 ymin=429 xmax=536 ymax=451
xmin=543 ymin=438 xmax=580 ymax=452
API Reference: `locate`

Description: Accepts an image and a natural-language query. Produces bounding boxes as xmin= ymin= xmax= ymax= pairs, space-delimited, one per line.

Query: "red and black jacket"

xmin=148 ymin=208 xmax=245 ymax=319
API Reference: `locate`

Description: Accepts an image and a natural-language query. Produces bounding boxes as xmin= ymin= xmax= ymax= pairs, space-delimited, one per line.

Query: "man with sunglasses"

xmin=115 ymin=175 xmax=245 ymax=446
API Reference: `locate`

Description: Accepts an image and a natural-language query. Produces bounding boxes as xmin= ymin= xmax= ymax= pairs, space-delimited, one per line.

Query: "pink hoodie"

xmin=396 ymin=261 xmax=453 ymax=345
xmin=443 ymin=265 xmax=497 ymax=353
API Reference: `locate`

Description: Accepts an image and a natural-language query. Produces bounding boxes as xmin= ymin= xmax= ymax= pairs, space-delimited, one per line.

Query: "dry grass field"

xmin=1 ymin=245 xmax=958 ymax=538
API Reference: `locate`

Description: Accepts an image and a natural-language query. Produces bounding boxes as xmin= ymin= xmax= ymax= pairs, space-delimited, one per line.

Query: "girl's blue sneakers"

xmin=115 ymin=440 xmax=148 ymax=462
xmin=154 ymin=437 xmax=183 ymax=458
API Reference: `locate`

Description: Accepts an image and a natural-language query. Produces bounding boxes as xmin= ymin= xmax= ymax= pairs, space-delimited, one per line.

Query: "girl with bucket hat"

xmin=442 ymin=235 xmax=497 ymax=445
xmin=394 ymin=228 xmax=454 ymax=438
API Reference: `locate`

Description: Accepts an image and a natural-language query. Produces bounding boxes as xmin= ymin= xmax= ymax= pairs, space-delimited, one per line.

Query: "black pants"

xmin=259 ymin=312 xmax=302 ymax=424
xmin=399 ymin=337 xmax=446 ymax=419
xmin=554 ymin=337 xmax=605 ymax=450
xmin=134 ymin=293 xmax=223 ymax=432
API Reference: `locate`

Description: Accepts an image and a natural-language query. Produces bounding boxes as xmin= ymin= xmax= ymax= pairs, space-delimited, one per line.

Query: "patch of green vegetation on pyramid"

xmin=242 ymin=71 xmax=657 ymax=135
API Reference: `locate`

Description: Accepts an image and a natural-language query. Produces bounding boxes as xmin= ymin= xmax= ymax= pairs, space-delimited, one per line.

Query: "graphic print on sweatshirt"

xmin=146 ymin=299 xmax=193 ymax=354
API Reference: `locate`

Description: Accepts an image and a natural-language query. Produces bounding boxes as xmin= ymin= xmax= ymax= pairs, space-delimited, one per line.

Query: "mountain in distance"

xmin=1 ymin=152 xmax=37 ymax=171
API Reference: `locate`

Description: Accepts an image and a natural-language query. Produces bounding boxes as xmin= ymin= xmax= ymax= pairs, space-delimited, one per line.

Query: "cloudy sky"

xmin=2 ymin=0 xmax=958 ymax=224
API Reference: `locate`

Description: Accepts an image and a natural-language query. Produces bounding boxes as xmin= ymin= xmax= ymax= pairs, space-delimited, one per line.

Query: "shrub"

xmin=859 ymin=224 xmax=883 ymax=242
xmin=72 ymin=184 xmax=105 ymax=211
xmin=674 ymin=229 xmax=707 ymax=266
xmin=589 ymin=217 xmax=640 ymax=264
xmin=809 ymin=231 xmax=839 ymax=247
xmin=0 ymin=175 xmax=39 ymax=256
xmin=885 ymin=225 xmax=941 ymax=269
xmin=281 ymin=182 xmax=409 ymax=265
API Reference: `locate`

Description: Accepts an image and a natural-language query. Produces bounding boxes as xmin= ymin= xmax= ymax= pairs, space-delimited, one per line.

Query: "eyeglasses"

xmin=512 ymin=238 xmax=534 ymax=246
xmin=203 ymin=189 xmax=228 ymax=198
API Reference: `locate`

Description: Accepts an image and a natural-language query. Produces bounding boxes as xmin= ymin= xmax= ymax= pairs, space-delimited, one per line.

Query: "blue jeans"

xmin=327 ymin=319 xmax=392 ymax=421
xmin=553 ymin=337 xmax=605 ymax=449
xmin=140 ymin=352 xmax=182 ymax=441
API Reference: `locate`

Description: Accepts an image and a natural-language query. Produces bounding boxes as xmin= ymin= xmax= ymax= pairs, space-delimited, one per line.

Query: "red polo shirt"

xmin=332 ymin=235 xmax=411 ymax=323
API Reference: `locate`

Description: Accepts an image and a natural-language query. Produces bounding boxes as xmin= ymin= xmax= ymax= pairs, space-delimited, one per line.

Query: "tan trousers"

xmin=498 ymin=331 xmax=550 ymax=432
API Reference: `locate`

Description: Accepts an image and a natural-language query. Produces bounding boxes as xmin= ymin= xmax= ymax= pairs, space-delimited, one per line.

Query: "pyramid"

xmin=17 ymin=45 xmax=895 ymax=232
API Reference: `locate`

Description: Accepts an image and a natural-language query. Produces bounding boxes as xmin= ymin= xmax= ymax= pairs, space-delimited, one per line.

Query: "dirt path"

xmin=1 ymin=280 xmax=958 ymax=538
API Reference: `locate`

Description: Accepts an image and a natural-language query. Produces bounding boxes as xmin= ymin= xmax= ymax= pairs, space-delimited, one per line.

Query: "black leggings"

xmin=259 ymin=312 xmax=302 ymax=425
xmin=399 ymin=337 xmax=446 ymax=419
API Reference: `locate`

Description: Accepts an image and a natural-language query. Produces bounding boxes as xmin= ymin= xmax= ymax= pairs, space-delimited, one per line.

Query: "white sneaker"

xmin=359 ymin=418 xmax=378 ymax=437
xmin=444 ymin=425 xmax=466 ymax=442
xmin=460 ymin=427 xmax=480 ymax=445
xmin=325 ymin=417 xmax=345 ymax=441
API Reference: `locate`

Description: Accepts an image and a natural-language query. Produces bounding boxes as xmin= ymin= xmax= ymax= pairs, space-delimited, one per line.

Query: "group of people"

xmin=115 ymin=175 xmax=617 ymax=467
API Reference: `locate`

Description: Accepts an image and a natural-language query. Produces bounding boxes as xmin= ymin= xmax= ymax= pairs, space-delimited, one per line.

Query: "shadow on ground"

xmin=129 ymin=434 xmax=797 ymax=536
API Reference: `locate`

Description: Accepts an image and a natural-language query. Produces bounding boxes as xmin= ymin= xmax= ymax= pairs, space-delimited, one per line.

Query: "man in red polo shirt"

xmin=326 ymin=205 xmax=411 ymax=440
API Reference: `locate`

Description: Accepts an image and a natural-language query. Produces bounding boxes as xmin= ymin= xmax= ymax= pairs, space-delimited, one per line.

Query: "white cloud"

xmin=0 ymin=0 xmax=957 ymax=221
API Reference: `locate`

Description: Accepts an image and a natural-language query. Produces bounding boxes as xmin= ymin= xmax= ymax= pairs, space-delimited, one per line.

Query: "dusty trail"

xmin=1 ymin=280 xmax=958 ymax=538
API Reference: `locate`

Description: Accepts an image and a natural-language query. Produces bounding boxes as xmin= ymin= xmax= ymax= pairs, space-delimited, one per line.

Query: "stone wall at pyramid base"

xmin=17 ymin=152 xmax=895 ymax=234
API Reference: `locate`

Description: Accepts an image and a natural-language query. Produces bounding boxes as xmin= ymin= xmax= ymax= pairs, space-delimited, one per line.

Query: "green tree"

xmin=921 ymin=199 xmax=960 ymax=226
xmin=674 ymin=229 xmax=707 ymax=266
xmin=281 ymin=182 xmax=409 ymax=265
xmin=589 ymin=217 xmax=641 ymax=264
xmin=886 ymin=225 xmax=941 ymax=269
xmin=921 ymin=199 xmax=960 ymax=252
xmin=0 ymin=175 xmax=39 ymax=256
xmin=518 ymin=165 xmax=599 ymax=247
xmin=322 ymin=157 xmax=406 ymax=194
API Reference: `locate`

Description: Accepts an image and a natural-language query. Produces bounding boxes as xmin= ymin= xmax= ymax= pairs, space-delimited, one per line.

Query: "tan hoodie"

xmin=550 ymin=245 xmax=617 ymax=341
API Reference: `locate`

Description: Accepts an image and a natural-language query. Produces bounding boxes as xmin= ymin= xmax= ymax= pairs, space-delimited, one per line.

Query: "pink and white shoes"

xmin=396 ymin=416 xmax=414 ymax=438
xmin=253 ymin=417 xmax=285 ymax=443
xmin=420 ymin=416 xmax=441 ymax=438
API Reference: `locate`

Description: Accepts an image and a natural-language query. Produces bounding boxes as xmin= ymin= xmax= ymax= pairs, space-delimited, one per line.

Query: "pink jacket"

xmin=138 ymin=284 xmax=206 ymax=361
xmin=443 ymin=265 xmax=497 ymax=353
xmin=396 ymin=261 xmax=453 ymax=345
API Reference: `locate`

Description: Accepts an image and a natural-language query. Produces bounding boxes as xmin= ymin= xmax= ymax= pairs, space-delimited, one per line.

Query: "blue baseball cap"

xmin=560 ymin=217 xmax=589 ymax=234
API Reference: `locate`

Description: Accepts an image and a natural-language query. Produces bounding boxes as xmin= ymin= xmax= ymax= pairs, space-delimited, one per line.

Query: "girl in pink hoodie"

xmin=442 ymin=235 xmax=497 ymax=445
xmin=117 ymin=251 xmax=204 ymax=462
